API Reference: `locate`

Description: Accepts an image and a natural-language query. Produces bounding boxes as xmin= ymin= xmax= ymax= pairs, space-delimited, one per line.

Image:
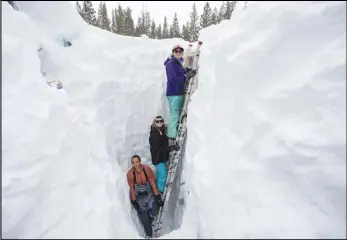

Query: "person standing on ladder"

xmin=164 ymin=44 xmax=197 ymax=142
xmin=149 ymin=116 xmax=180 ymax=194
xmin=127 ymin=155 xmax=164 ymax=238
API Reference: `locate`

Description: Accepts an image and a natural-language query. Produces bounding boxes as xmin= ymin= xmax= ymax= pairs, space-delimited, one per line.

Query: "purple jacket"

xmin=164 ymin=55 xmax=187 ymax=96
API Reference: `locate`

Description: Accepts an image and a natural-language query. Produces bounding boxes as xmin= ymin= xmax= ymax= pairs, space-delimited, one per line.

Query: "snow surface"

xmin=2 ymin=1 xmax=346 ymax=239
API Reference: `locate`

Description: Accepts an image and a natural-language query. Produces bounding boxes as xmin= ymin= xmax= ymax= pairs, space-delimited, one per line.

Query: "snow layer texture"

xmin=2 ymin=1 xmax=346 ymax=239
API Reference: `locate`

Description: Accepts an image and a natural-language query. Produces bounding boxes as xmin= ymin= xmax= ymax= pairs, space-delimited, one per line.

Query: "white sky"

xmin=73 ymin=1 xmax=224 ymax=26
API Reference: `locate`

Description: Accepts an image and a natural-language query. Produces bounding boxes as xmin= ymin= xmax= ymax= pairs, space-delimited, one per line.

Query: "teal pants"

xmin=167 ymin=96 xmax=184 ymax=139
xmin=155 ymin=163 xmax=167 ymax=193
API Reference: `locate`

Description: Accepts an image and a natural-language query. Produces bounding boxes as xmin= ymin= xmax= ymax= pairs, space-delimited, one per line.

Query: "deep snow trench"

xmin=2 ymin=1 xmax=346 ymax=239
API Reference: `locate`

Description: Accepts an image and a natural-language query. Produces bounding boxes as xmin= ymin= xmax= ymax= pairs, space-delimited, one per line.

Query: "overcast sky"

xmin=73 ymin=1 xmax=224 ymax=25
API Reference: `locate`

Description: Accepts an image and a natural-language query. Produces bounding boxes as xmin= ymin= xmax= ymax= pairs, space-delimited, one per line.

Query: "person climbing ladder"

xmin=126 ymin=155 xmax=164 ymax=238
xmin=149 ymin=116 xmax=179 ymax=194
xmin=164 ymin=44 xmax=197 ymax=141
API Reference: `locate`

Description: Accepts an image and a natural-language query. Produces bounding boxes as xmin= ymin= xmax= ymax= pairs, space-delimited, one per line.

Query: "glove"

xmin=155 ymin=194 xmax=164 ymax=207
xmin=185 ymin=69 xmax=197 ymax=80
xmin=131 ymin=200 xmax=140 ymax=211
xmin=185 ymin=67 xmax=192 ymax=73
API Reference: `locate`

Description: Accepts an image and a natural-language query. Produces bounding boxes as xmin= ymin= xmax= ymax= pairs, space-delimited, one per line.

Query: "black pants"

xmin=135 ymin=193 xmax=159 ymax=237
xmin=137 ymin=207 xmax=159 ymax=237
xmin=138 ymin=210 xmax=153 ymax=237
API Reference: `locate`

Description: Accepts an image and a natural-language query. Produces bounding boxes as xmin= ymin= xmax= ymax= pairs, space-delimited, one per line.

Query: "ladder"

xmin=153 ymin=41 xmax=203 ymax=238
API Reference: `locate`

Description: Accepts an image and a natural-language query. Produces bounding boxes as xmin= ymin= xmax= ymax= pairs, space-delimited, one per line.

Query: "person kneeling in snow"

xmin=164 ymin=44 xmax=197 ymax=141
xmin=127 ymin=155 xmax=164 ymax=238
xmin=149 ymin=116 xmax=179 ymax=194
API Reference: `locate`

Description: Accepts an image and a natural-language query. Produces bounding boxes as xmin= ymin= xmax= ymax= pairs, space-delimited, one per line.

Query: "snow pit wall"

xmin=174 ymin=1 xmax=346 ymax=239
xmin=2 ymin=1 xmax=188 ymax=238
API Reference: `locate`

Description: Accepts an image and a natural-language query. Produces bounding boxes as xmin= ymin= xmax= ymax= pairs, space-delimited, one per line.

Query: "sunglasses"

xmin=174 ymin=49 xmax=183 ymax=53
xmin=155 ymin=120 xmax=164 ymax=123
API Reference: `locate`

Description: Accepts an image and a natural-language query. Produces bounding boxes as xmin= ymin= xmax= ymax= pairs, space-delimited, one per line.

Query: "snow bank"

xmin=2 ymin=2 xmax=124 ymax=239
xmin=15 ymin=1 xmax=87 ymax=44
xmin=178 ymin=1 xmax=346 ymax=239
xmin=2 ymin=1 xmax=189 ymax=238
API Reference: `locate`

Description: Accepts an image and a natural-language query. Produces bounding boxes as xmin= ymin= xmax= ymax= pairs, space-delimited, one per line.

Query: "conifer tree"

xmin=169 ymin=25 xmax=173 ymax=38
xmin=224 ymin=1 xmax=237 ymax=20
xmin=156 ymin=24 xmax=162 ymax=39
xmin=183 ymin=21 xmax=191 ymax=41
xmin=172 ymin=13 xmax=181 ymax=38
xmin=224 ymin=1 xmax=232 ymax=20
xmin=150 ymin=20 xmax=156 ymax=38
xmin=111 ymin=8 xmax=117 ymax=33
xmin=145 ymin=11 xmax=151 ymax=36
xmin=200 ymin=1 xmax=213 ymax=28
xmin=189 ymin=2 xmax=200 ymax=41
xmin=211 ymin=6 xmax=219 ymax=25
xmin=219 ymin=1 xmax=226 ymax=21
xmin=82 ymin=1 xmax=97 ymax=26
xmin=76 ymin=1 xmax=82 ymax=16
xmin=116 ymin=4 xmax=124 ymax=34
xmin=182 ymin=24 xmax=190 ymax=41
xmin=162 ymin=16 xmax=169 ymax=38
xmin=97 ymin=2 xmax=111 ymax=31
xmin=124 ymin=7 xmax=135 ymax=36
xmin=136 ymin=9 xmax=146 ymax=36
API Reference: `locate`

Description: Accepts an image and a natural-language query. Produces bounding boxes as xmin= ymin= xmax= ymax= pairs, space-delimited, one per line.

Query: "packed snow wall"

xmin=2 ymin=1 xmax=189 ymax=238
xmin=172 ymin=1 xmax=346 ymax=239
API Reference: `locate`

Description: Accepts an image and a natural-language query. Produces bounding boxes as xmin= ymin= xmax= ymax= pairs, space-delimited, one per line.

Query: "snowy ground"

xmin=2 ymin=1 xmax=346 ymax=239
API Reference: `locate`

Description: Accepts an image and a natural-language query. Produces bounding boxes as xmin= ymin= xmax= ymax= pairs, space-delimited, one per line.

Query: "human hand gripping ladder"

xmin=153 ymin=41 xmax=203 ymax=238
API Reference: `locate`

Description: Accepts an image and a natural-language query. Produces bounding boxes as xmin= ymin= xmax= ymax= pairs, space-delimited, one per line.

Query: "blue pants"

xmin=167 ymin=96 xmax=184 ymax=139
xmin=155 ymin=163 xmax=167 ymax=193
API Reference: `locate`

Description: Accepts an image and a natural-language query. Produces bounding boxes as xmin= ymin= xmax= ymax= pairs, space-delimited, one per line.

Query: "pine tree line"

xmin=76 ymin=1 xmax=237 ymax=41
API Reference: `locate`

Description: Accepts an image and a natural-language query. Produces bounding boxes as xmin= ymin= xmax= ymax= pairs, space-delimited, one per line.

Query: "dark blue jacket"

xmin=164 ymin=56 xmax=187 ymax=96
